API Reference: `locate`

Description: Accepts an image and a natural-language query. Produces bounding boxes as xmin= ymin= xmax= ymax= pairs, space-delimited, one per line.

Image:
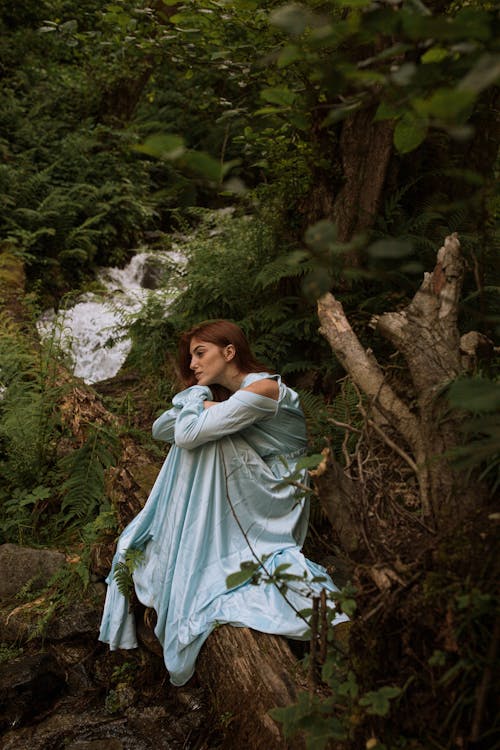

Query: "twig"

xmin=367 ymin=418 xmax=419 ymax=475
xmin=309 ymin=596 xmax=319 ymax=686
xmin=389 ymin=495 xmax=437 ymax=534
xmin=328 ymin=418 xmax=362 ymax=434
xmin=220 ymin=448 xmax=312 ymax=628
xmin=319 ymin=588 xmax=328 ymax=664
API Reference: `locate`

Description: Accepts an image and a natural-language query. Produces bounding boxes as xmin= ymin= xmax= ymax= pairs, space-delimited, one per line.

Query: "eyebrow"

xmin=190 ymin=344 xmax=206 ymax=355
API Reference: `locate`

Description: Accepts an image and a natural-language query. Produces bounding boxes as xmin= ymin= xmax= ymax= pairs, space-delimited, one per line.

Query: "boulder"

xmin=0 ymin=544 xmax=66 ymax=601
xmin=0 ymin=652 xmax=66 ymax=732
xmin=0 ymin=583 xmax=105 ymax=644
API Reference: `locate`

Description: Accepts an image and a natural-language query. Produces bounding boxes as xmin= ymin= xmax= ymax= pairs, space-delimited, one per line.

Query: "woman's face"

xmin=189 ymin=337 xmax=234 ymax=386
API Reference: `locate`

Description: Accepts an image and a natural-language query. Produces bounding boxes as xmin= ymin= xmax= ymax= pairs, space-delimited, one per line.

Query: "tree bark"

xmin=311 ymin=448 xmax=365 ymax=556
xmin=197 ymin=625 xmax=306 ymax=749
xmin=318 ymin=233 xmax=484 ymax=525
xmin=333 ymin=110 xmax=394 ymax=244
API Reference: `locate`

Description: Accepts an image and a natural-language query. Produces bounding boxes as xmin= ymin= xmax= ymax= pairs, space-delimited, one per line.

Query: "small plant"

xmin=0 ymin=643 xmax=23 ymax=664
xmin=113 ymin=548 xmax=145 ymax=600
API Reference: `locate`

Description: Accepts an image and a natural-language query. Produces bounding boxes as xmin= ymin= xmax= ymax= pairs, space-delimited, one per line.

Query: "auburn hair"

xmin=178 ymin=319 xmax=270 ymax=401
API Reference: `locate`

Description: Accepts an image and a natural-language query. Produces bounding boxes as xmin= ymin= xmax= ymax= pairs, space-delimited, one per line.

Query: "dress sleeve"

xmin=174 ymin=389 xmax=279 ymax=450
xmin=151 ymin=385 xmax=213 ymax=443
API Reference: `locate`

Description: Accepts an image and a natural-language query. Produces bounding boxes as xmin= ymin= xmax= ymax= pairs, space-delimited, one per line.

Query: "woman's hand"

xmin=203 ymin=401 xmax=217 ymax=409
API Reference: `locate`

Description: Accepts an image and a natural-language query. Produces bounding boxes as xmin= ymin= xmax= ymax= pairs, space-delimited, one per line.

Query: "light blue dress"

xmin=99 ymin=373 xmax=348 ymax=685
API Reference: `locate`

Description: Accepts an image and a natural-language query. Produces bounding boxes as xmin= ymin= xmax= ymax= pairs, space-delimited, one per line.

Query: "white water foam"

xmin=37 ymin=250 xmax=184 ymax=384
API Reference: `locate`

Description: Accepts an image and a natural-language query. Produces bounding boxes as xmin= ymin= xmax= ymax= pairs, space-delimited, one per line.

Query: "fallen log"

xmin=197 ymin=625 xmax=306 ymax=749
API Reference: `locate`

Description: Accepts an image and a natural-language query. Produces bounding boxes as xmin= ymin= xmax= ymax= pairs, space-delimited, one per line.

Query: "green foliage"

xmin=447 ymin=376 xmax=500 ymax=492
xmin=113 ymin=548 xmax=145 ymax=599
xmin=266 ymin=1 xmax=499 ymax=150
xmin=0 ymin=643 xmax=23 ymax=664
xmin=0 ymin=314 xmax=121 ymax=543
xmin=421 ymin=554 xmax=499 ymax=747
xmin=267 ymin=579 xmax=405 ymax=748
xmin=57 ymin=424 xmax=120 ymax=528
xmin=138 ymin=209 xmax=331 ymax=376
xmin=0 ymin=315 xmax=66 ymax=542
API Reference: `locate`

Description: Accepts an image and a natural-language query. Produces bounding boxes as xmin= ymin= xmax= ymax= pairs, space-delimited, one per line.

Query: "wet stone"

xmin=0 ymin=652 xmax=66 ymax=732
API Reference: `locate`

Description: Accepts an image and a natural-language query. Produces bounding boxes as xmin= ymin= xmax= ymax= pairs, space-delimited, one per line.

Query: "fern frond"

xmin=58 ymin=426 xmax=120 ymax=527
xmin=113 ymin=548 xmax=145 ymax=599
xmin=254 ymin=251 xmax=311 ymax=289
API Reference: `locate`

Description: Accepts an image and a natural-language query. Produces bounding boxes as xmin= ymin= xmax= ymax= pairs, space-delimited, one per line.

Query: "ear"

xmin=224 ymin=344 xmax=236 ymax=361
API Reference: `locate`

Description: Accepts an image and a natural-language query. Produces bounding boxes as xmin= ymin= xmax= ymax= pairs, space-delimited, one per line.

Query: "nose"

xmin=190 ymin=356 xmax=196 ymax=371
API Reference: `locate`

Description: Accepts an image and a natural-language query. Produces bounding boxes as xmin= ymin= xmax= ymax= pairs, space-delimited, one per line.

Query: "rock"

xmin=0 ymin=700 xmax=185 ymax=750
xmin=47 ymin=586 xmax=105 ymax=640
xmin=0 ymin=544 xmax=66 ymax=601
xmin=66 ymin=740 xmax=124 ymax=750
xmin=0 ymin=583 xmax=105 ymax=644
xmin=52 ymin=644 xmax=96 ymax=694
xmin=0 ymin=652 xmax=66 ymax=732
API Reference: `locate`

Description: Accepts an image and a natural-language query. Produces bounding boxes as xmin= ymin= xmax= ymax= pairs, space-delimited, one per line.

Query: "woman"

xmin=99 ymin=320 xmax=348 ymax=686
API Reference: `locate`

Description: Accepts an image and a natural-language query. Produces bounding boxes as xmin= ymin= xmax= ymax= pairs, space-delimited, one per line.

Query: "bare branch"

xmin=317 ymin=293 xmax=421 ymax=448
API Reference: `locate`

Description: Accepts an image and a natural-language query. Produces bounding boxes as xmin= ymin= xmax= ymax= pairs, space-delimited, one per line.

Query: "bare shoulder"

xmin=241 ymin=378 xmax=279 ymax=400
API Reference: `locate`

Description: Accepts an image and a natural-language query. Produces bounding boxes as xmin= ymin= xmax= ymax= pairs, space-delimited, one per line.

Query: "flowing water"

xmin=37 ymin=250 xmax=185 ymax=384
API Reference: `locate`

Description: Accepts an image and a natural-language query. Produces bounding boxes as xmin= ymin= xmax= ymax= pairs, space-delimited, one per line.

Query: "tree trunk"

xmin=333 ymin=109 xmax=394 ymax=244
xmin=318 ymin=233 xmax=485 ymax=526
xmin=197 ymin=625 xmax=306 ymax=749
xmin=99 ymin=1 xmax=179 ymax=124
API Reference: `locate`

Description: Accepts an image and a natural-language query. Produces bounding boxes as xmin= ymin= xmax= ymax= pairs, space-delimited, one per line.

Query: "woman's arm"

xmin=175 ymin=379 xmax=279 ymax=450
xmin=152 ymin=385 xmax=213 ymax=443
xmin=151 ymin=406 xmax=180 ymax=442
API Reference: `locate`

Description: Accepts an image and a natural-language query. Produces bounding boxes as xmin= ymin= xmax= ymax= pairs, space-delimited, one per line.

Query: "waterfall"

xmin=37 ymin=250 xmax=185 ymax=384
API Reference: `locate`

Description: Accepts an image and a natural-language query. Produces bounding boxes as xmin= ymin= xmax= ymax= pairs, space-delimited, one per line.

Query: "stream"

xmin=37 ymin=249 xmax=185 ymax=384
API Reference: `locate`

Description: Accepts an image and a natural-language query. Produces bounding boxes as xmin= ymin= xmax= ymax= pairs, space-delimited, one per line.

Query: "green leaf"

xmin=391 ymin=62 xmax=417 ymax=87
xmin=183 ymin=151 xmax=222 ymax=181
xmin=278 ymin=44 xmax=302 ymax=68
xmin=270 ymin=4 xmax=319 ymax=36
xmin=374 ymin=101 xmax=402 ymax=122
xmin=274 ymin=563 xmax=292 ymax=575
xmin=226 ymin=562 xmax=260 ymax=590
xmin=302 ymin=269 xmax=333 ymax=299
xmin=421 ymin=46 xmax=448 ymax=64
xmin=447 ymin=378 xmax=500 ymax=413
xmin=367 ymin=239 xmax=414 ymax=259
xmin=394 ymin=112 xmax=427 ymax=153
xmin=321 ymin=100 xmax=363 ymax=126
xmin=359 ymin=686 xmax=401 ymax=716
xmin=296 ymin=453 xmax=324 ymax=470
xmin=261 ymin=86 xmax=297 ymax=107
xmin=414 ymin=88 xmax=476 ymax=122
xmin=134 ymin=134 xmax=185 ymax=160
xmin=304 ymin=220 xmax=337 ymax=251
xmin=458 ymin=54 xmax=500 ymax=94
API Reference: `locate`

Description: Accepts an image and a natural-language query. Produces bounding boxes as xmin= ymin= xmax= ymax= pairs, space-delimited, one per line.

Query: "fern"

xmin=58 ymin=425 xmax=120 ymax=528
xmin=253 ymin=251 xmax=313 ymax=289
xmin=114 ymin=548 xmax=145 ymax=599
